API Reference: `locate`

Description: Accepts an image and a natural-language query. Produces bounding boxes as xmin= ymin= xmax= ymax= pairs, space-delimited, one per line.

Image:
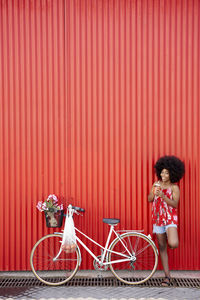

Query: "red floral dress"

xmin=152 ymin=187 xmax=178 ymax=226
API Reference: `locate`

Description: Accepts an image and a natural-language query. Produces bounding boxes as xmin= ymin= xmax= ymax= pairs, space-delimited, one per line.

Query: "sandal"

xmin=161 ymin=276 xmax=172 ymax=287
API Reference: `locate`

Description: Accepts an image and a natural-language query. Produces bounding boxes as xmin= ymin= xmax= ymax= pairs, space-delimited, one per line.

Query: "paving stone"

xmin=1 ymin=286 xmax=200 ymax=300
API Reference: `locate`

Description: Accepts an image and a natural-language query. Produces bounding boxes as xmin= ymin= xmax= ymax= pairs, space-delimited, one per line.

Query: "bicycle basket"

xmin=44 ymin=209 xmax=64 ymax=228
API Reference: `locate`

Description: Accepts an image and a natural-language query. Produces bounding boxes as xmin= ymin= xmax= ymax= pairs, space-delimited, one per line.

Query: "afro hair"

xmin=154 ymin=155 xmax=185 ymax=183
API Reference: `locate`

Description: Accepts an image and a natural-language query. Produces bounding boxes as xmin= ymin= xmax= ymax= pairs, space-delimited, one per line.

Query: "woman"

xmin=148 ymin=156 xmax=185 ymax=286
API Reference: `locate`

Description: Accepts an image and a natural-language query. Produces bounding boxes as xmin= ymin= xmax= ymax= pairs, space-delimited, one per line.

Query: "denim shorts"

xmin=153 ymin=224 xmax=177 ymax=234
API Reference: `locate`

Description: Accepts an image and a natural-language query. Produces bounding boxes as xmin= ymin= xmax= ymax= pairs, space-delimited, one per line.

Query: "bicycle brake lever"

xmin=73 ymin=210 xmax=83 ymax=216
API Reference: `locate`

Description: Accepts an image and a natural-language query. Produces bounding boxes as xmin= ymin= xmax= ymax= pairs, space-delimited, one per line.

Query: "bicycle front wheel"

xmin=108 ymin=232 xmax=158 ymax=285
xmin=30 ymin=234 xmax=80 ymax=286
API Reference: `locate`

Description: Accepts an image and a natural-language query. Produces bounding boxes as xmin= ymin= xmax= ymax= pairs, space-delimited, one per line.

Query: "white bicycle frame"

xmin=54 ymin=205 xmax=156 ymax=265
xmin=74 ymin=225 xmax=135 ymax=266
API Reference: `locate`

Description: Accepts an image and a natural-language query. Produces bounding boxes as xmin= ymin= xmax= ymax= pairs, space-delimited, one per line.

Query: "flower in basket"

xmin=37 ymin=194 xmax=64 ymax=227
xmin=36 ymin=194 xmax=64 ymax=212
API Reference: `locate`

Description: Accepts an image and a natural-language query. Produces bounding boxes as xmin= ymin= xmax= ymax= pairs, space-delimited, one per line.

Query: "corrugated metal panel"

xmin=0 ymin=0 xmax=199 ymax=271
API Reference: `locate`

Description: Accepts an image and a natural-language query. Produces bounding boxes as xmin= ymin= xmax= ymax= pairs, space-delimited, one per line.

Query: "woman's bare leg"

xmin=166 ymin=227 xmax=179 ymax=249
xmin=156 ymin=233 xmax=170 ymax=277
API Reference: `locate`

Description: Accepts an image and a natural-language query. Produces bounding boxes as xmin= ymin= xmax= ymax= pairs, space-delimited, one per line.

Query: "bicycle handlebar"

xmin=72 ymin=206 xmax=85 ymax=212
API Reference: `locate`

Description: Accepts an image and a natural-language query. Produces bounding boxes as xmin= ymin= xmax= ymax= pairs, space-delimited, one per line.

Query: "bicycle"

xmin=30 ymin=204 xmax=158 ymax=286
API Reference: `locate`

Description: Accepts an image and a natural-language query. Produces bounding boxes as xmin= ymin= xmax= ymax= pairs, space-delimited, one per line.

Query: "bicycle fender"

xmin=76 ymin=245 xmax=82 ymax=266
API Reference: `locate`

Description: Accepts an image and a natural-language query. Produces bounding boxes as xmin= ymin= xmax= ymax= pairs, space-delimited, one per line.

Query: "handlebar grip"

xmin=72 ymin=206 xmax=85 ymax=212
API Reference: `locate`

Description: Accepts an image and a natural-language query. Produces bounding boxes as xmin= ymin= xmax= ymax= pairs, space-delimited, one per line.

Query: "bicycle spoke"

xmin=109 ymin=233 xmax=158 ymax=285
xmin=134 ymin=236 xmax=140 ymax=253
xmin=30 ymin=234 xmax=80 ymax=285
xmin=127 ymin=235 xmax=134 ymax=254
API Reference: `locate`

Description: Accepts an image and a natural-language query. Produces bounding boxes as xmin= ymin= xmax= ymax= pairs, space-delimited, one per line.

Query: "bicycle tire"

xmin=30 ymin=234 xmax=81 ymax=286
xmin=108 ymin=232 xmax=158 ymax=285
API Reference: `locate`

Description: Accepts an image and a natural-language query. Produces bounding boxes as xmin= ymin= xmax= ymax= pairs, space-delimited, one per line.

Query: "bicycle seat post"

xmin=101 ymin=223 xmax=116 ymax=264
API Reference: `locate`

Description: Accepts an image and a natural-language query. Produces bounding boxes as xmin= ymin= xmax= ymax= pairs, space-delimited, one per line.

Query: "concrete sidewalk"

xmin=1 ymin=286 xmax=200 ymax=300
xmin=0 ymin=270 xmax=200 ymax=300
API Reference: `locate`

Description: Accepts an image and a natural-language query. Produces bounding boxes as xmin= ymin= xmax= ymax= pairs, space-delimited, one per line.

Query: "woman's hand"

xmin=154 ymin=186 xmax=162 ymax=197
xmin=158 ymin=188 xmax=164 ymax=198
xmin=148 ymin=184 xmax=155 ymax=202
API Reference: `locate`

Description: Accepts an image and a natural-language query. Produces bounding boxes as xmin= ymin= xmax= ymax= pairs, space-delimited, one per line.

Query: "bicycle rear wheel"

xmin=108 ymin=232 xmax=158 ymax=285
xmin=30 ymin=234 xmax=80 ymax=286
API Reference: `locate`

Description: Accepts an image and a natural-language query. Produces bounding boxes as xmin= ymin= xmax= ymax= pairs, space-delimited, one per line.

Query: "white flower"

xmin=36 ymin=194 xmax=63 ymax=212
xmin=47 ymin=194 xmax=58 ymax=203
xmin=42 ymin=203 xmax=47 ymax=210
xmin=36 ymin=201 xmax=43 ymax=212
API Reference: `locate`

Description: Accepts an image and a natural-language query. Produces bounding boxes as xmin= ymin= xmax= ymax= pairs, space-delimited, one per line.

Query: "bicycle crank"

xmin=93 ymin=255 xmax=108 ymax=271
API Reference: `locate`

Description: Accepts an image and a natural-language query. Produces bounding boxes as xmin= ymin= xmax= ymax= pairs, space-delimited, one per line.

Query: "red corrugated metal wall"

xmin=0 ymin=0 xmax=200 ymax=271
